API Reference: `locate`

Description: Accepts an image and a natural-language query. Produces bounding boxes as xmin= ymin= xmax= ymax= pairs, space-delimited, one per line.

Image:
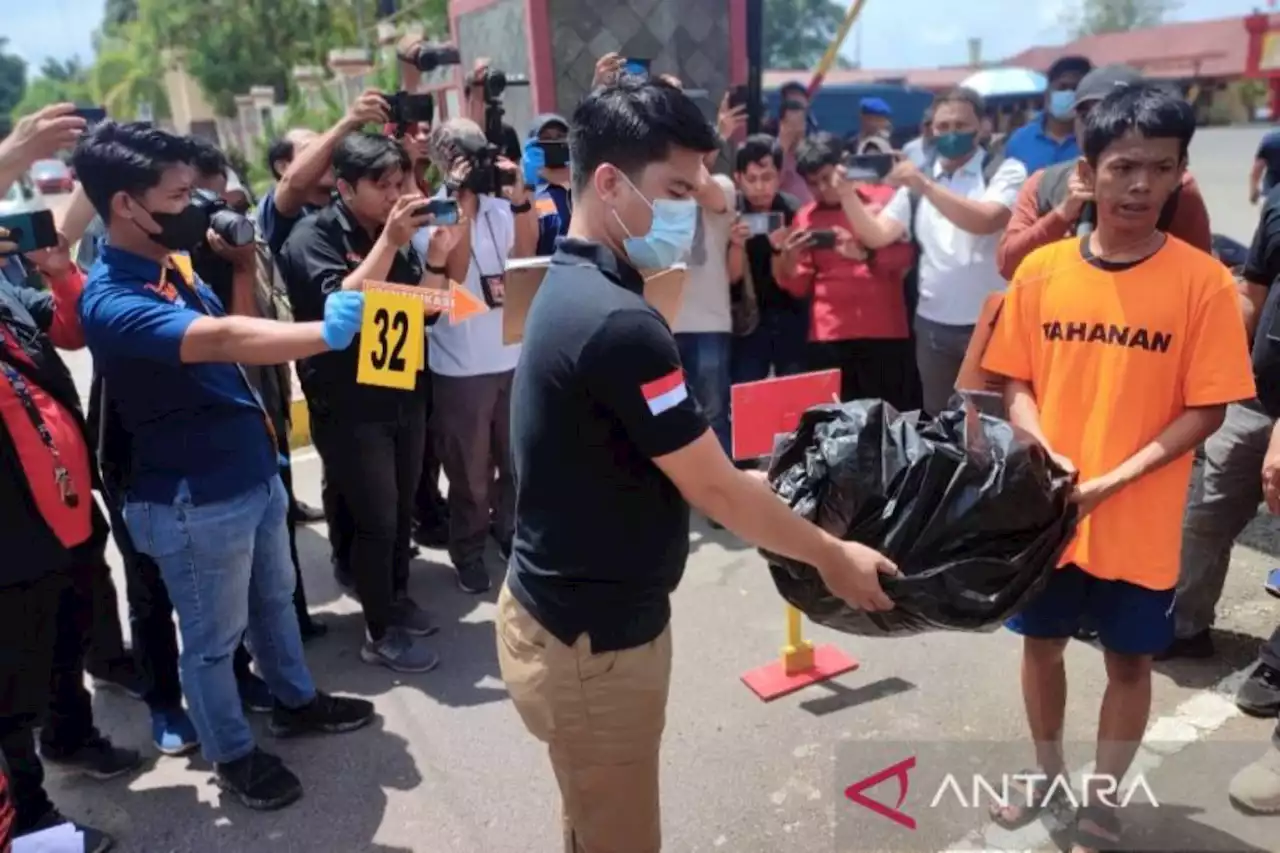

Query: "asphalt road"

xmin=40 ymin=126 xmax=1280 ymax=852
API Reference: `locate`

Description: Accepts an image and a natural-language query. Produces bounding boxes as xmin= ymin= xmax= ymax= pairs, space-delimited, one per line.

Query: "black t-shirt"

xmin=507 ymin=239 xmax=709 ymax=653
xmin=1258 ymin=130 xmax=1280 ymax=192
xmin=276 ymin=200 xmax=430 ymax=418
xmin=737 ymin=191 xmax=804 ymax=314
xmin=1245 ymin=187 xmax=1280 ymax=290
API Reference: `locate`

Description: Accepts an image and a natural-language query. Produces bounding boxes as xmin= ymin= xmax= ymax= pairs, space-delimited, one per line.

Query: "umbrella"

xmin=960 ymin=67 xmax=1047 ymax=98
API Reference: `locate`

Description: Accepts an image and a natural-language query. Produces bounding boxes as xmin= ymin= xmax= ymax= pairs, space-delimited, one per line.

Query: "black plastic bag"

xmin=763 ymin=399 xmax=1079 ymax=636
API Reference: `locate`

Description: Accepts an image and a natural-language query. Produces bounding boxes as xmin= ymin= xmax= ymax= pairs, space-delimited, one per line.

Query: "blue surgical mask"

xmin=1048 ymin=89 xmax=1077 ymax=120
xmin=612 ymin=172 xmax=698 ymax=270
xmin=934 ymin=131 xmax=977 ymax=161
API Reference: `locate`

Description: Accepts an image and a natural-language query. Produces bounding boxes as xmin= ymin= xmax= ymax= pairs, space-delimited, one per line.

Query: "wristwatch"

xmin=510 ymin=197 xmax=533 ymax=214
xmin=426 ymin=261 xmax=448 ymax=276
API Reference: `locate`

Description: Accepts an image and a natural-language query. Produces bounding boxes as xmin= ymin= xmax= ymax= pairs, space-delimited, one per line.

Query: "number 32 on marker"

xmin=356 ymin=289 xmax=423 ymax=390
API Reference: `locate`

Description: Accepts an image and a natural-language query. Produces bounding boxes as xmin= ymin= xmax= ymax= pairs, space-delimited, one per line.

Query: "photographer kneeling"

xmin=420 ymin=119 xmax=537 ymax=594
xmin=278 ymin=132 xmax=462 ymax=673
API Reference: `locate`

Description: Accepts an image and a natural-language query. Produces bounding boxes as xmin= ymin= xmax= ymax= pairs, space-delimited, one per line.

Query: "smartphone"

xmin=73 ymin=106 xmax=107 ymax=126
xmin=0 ymin=210 xmax=58 ymax=255
xmin=622 ymin=58 xmax=651 ymax=79
xmin=538 ymin=141 xmax=570 ymax=169
xmin=413 ymin=198 xmax=460 ymax=225
xmin=741 ymin=211 xmax=784 ymax=236
xmin=841 ymin=153 xmax=897 ymax=183
xmin=807 ymin=229 xmax=837 ymax=250
xmin=727 ymin=84 xmax=749 ymax=111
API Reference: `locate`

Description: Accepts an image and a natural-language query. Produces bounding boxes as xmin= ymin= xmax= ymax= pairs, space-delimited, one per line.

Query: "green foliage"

xmin=763 ymin=0 xmax=849 ymax=71
xmin=0 ymin=39 xmax=27 ymax=136
xmin=1062 ymin=0 xmax=1181 ymax=38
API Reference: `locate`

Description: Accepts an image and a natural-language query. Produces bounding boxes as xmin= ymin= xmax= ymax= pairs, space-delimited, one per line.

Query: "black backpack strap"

xmin=1156 ymin=185 xmax=1182 ymax=232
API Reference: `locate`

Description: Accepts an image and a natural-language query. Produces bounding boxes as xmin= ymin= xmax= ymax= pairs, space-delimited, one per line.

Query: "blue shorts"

xmin=1006 ymin=564 xmax=1174 ymax=656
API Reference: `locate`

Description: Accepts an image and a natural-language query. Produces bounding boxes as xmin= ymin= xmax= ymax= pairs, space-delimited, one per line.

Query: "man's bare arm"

xmin=179 ymin=316 xmax=331 ymax=364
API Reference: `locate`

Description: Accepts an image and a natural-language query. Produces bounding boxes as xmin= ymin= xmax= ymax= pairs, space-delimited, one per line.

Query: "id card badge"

xmin=480 ymin=273 xmax=506 ymax=309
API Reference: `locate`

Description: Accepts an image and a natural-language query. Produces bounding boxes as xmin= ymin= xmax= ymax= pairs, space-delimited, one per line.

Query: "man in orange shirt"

xmin=982 ymin=84 xmax=1256 ymax=851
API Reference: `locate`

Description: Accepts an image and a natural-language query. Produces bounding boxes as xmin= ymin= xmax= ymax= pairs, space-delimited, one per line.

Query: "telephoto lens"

xmin=209 ymin=208 xmax=255 ymax=247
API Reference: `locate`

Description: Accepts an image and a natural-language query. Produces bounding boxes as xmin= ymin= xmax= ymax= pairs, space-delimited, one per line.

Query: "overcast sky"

xmin=3 ymin=0 xmax=1264 ymax=77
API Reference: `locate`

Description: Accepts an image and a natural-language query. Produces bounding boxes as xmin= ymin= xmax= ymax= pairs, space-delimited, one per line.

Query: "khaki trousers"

xmin=496 ymin=584 xmax=673 ymax=853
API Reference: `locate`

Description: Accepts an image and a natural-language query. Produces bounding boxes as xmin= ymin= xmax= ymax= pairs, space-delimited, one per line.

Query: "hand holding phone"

xmin=741 ymin=211 xmax=785 ymax=237
xmin=0 ymin=210 xmax=59 ymax=255
xmin=411 ymin=198 xmax=461 ymax=225
xmin=622 ymin=58 xmax=651 ymax=80
xmin=538 ymin=141 xmax=570 ymax=169
xmin=841 ymin=152 xmax=898 ymax=183
xmin=807 ymin=229 xmax=837 ymax=250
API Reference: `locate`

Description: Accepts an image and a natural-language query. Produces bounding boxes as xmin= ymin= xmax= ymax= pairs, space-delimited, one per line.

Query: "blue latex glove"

xmin=522 ymin=138 xmax=545 ymax=187
xmin=322 ymin=290 xmax=365 ymax=350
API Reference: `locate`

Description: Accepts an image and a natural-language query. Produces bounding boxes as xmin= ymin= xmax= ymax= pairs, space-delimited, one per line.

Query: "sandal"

xmin=988 ymin=768 xmax=1072 ymax=830
xmin=1072 ymin=803 xmax=1122 ymax=853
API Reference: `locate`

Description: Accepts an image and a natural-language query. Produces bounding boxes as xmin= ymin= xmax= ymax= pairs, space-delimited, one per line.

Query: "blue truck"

xmin=765 ymin=82 xmax=936 ymax=147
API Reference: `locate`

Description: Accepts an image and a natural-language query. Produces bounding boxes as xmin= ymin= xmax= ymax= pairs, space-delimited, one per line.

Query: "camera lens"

xmin=485 ymin=70 xmax=508 ymax=99
xmin=414 ymin=44 xmax=461 ymax=73
xmin=209 ymin=209 xmax=255 ymax=247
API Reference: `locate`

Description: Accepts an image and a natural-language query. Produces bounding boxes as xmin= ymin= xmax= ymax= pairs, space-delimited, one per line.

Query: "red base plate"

xmin=740 ymin=644 xmax=860 ymax=701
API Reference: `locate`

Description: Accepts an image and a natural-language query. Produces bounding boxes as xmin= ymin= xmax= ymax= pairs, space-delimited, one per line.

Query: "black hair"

xmin=780 ymin=81 xmax=807 ymax=99
xmin=1047 ymin=55 xmax=1093 ymax=84
xmin=266 ymin=137 xmax=294 ymax=180
xmin=332 ymin=131 xmax=411 ymax=186
xmin=930 ymin=86 xmax=985 ymax=120
xmin=568 ymin=78 xmax=718 ymax=191
xmin=188 ymin=136 xmax=229 ymax=180
xmin=1082 ymin=82 xmax=1194 ymax=165
xmin=735 ymin=134 xmax=783 ymax=173
xmin=71 ymin=121 xmax=197 ymax=222
xmin=780 ymin=98 xmax=807 ymax=119
xmin=794 ymin=132 xmax=841 ymax=178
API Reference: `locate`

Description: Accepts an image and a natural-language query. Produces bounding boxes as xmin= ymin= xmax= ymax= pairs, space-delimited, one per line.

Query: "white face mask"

xmin=610 ymin=171 xmax=698 ymax=270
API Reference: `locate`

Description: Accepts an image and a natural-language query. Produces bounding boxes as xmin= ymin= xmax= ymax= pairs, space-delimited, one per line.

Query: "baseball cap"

xmin=528 ymin=113 xmax=569 ymax=139
xmin=860 ymin=97 xmax=892 ymax=117
xmin=1074 ymin=64 xmax=1143 ymax=107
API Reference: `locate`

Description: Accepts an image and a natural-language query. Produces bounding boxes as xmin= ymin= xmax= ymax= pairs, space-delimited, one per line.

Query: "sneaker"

xmin=88 ymin=657 xmax=146 ymax=701
xmin=1228 ymin=746 xmax=1280 ymax=814
xmin=455 ymin=558 xmax=491 ymax=594
xmin=1267 ymin=568 xmax=1280 ymax=599
xmin=1074 ymin=626 xmax=1099 ymax=642
xmin=1154 ymin=630 xmax=1215 ymax=661
xmin=1237 ymin=663 xmax=1280 ymax=717
xmin=360 ymin=629 xmax=441 ymax=674
xmin=238 ymin=672 xmax=274 ymax=714
xmin=150 ymin=707 xmax=199 ymax=757
xmin=215 ymin=747 xmax=302 ymax=811
xmin=268 ymin=691 xmax=376 ymax=739
xmin=41 ymin=734 xmax=143 ymax=781
xmin=391 ymin=594 xmax=439 ymax=637
xmin=19 ymin=810 xmax=115 ymax=853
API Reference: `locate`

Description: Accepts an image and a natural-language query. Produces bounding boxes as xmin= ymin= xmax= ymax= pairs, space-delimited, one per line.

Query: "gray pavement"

xmin=42 ymin=126 xmax=1280 ymax=852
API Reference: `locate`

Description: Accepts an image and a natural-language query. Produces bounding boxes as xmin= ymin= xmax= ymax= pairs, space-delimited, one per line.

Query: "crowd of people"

xmin=0 ymin=39 xmax=1278 ymax=853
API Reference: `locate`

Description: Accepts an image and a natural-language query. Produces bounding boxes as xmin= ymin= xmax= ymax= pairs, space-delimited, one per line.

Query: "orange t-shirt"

xmin=982 ymin=235 xmax=1256 ymax=591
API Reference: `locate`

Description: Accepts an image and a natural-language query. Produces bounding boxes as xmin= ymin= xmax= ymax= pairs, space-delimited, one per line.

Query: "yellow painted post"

xmin=782 ymin=604 xmax=815 ymax=675
xmin=806 ymin=0 xmax=870 ymax=97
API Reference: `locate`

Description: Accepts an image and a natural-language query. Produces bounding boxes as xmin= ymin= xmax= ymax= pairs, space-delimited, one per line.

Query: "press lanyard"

xmin=0 ymin=326 xmax=79 ymax=507
xmin=467 ymin=211 xmax=504 ymax=277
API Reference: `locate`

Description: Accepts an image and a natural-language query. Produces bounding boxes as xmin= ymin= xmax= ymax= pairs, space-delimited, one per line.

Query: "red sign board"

xmin=730 ymin=370 xmax=841 ymax=461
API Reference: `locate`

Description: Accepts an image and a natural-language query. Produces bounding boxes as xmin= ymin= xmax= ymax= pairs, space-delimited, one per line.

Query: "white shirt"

xmin=413 ymin=192 xmax=522 ymax=377
xmin=883 ymin=152 xmax=1027 ymax=326
xmin=674 ymin=175 xmax=737 ymax=334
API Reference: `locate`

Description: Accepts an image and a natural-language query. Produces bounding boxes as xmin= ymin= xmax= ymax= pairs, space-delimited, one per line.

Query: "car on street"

xmin=0 ymin=179 xmax=47 ymax=216
xmin=30 ymin=158 xmax=74 ymax=194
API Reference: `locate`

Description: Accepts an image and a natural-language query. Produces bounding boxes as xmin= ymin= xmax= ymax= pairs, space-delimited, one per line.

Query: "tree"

xmin=763 ymin=0 xmax=849 ymax=70
xmin=1063 ymin=0 xmax=1181 ymax=37
xmin=104 ymin=0 xmax=140 ymax=29
xmin=0 ymin=39 xmax=27 ymax=135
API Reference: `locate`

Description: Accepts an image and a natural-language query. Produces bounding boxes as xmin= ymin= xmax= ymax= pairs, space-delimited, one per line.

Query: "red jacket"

xmin=782 ymin=187 xmax=915 ymax=342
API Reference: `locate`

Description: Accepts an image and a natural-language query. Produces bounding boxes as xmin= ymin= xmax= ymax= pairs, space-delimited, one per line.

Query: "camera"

xmin=411 ymin=43 xmax=462 ymax=73
xmin=192 ymin=189 xmax=254 ymax=247
xmin=470 ymin=67 xmax=530 ymax=149
xmin=384 ymin=91 xmax=435 ymax=133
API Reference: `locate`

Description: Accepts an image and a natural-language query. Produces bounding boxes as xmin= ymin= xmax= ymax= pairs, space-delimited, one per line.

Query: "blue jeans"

xmin=730 ymin=308 xmax=809 ymax=386
xmin=124 ymin=476 xmax=316 ymax=764
xmin=677 ymin=332 xmax=732 ymax=454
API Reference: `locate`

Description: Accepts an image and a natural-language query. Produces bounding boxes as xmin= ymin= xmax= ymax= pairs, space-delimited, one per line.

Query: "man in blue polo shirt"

xmin=74 ymin=121 xmax=376 ymax=812
xmin=1003 ymin=55 xmax=1093 ymax=175
xmin=523 ymin=114 xmax=573 ymax=256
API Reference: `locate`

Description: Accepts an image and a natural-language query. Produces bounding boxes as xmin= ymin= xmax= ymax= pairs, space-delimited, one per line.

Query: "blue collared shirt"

xmin=1003 ymin=114 xmax=1079 ymax=175
xmin=79 ymin=245 xmax=277 ymax=504
xmin=534 ymin=183 xmax=572 ymax=256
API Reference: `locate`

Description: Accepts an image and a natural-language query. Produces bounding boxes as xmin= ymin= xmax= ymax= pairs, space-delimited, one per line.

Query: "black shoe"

xmin=88 ymin=656 xmax=146 ymax=701
xmin=290 ymin=500 xmax=326 ymax=525
xmin=413 ymin=518 xmax=450 ymax=549
xmin=299 ymin=615 xmax=329 ymax=643
xmin=1155 ymin=630 xmax=1215 ymax=661
xmin=268 ymin=691 xmax=376 ymax=739
xmin=454 ymin=558 xmax=491 ymax=594
xmin=215 ymin=747 xmax=302 ymax=811
xmin=1237 ymin=663 xmax=1280 ymax=717
xmin=41 ymin=733 xmax=143 ymax=781
xmin=19 ymin=809 xmax=115 ymax=853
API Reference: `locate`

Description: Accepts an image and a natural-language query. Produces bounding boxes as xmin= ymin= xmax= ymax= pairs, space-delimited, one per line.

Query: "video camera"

xmin=469 ymin=67 xmax=530 ymax=149
xmin=192 ymin=189 xmax=254 ymax=247
xmin=410 ymin=43 xmax=463 ymax=73
xmin=447 ymin=134 xmax=516 ymax=197
xmin=384 ymin=91 xmax=435 ymax=136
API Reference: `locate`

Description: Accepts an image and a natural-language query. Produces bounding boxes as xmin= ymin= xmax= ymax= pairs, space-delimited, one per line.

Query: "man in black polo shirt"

xmin=278 ymin=132 xmax=460 ymax=674
xmin=499 ymin=79 xmax=899 ymax=853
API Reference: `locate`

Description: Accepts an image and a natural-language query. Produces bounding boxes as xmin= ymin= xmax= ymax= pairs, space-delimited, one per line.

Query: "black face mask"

xmin=139 ymin=201 xmax=210 ymax=252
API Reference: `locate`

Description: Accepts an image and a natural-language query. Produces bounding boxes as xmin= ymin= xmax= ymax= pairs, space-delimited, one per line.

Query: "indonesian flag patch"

xmin=641 ymin=369 xmax=688 ymax=416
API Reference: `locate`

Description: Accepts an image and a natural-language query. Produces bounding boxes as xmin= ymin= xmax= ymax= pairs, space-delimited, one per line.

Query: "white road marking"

xmin=939 ymin=665 xmax=1255 ymax=852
